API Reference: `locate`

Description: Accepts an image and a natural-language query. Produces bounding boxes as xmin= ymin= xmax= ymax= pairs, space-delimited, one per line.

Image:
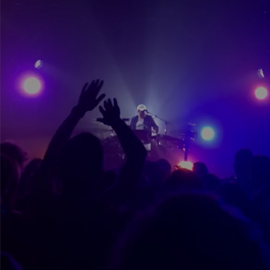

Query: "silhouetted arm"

xmin=31 ymin=81 xmax=105 ymax=195
xmin=105 ymin=119 xmax=147 ymax=205
xmin=97 ymin=99 xmax=147 ymax=206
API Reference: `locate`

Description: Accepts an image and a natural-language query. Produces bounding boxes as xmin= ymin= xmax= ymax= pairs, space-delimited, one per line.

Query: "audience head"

xmin=24 ymin=158 xmax=42 ymax=175
xmin=165 ymin=168 xmax=203 ymax=192
xmin=157 ymin=159 xmax=171 ymax=180
xmin=115 ymin=193 xmax=269 ymax=270
xmin=21 ymin=158 xmax=43 ymax=196
xmin=234 ymin=149 xmax=253 ymax=181
xmin=58 ymin=132 xmax=103 ymax=197
xmin=1 ymin=154 xmax=20 ymax=209
xmin=143 ymin=162 xmax=163 ymax=187
xmin=193 ymin=161 xmax=209 ymax=179
xmin=1 ymin=142 xmax=27 ymax=170
xmin=220 ymin=181 xmax=252 ymax=218
xmin=250 ymin=155 xmax=270 ymax=191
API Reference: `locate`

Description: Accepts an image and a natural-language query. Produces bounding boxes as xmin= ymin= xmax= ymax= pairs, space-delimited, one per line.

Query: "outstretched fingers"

xmin=95 ymin=93 xmax=106 ymax=106
xmin=107 ymin=98 xmax=113 ymax=108
xmin=103 ymin=100 xmax=109 ymax=110
xmin=88 ymin=80 xmax=95 ymax=90
xmin=87 ymin=79 xmax=104 ymax=93
xmin=99 ymin=105 xmax=105 ymax=116
xmin=81 ymin=82 xmax=89 ymax=94
xmin=98 ymin=80 xmax=104 ymax=90
xmin=94 ymin=79 xmax=104 ymax=93
xmin=113 ymin=98 xmax=118 ymax=108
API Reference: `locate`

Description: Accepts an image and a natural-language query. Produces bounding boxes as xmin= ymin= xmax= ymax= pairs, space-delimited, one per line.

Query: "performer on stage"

xmin=130 ymin=104 xmax=159 ymax=151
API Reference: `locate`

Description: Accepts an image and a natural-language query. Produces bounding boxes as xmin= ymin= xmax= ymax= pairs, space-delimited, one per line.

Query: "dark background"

xmin=1 ymin=0 xmax=270 ymax=177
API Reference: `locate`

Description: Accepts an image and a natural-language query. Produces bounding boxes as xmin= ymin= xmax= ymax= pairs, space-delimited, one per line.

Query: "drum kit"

xmin=88 ymin=118 xmax=197 ymax=169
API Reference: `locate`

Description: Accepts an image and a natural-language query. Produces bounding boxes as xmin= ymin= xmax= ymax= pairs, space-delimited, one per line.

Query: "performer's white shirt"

xmin=136 ymin=118 xmax=151 ymax=151
xmin=136 ymin=118 xmax=144 ymax=130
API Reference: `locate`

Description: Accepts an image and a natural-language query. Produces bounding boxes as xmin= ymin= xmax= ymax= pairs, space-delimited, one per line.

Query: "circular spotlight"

xmin=201 ymin=127 xmax=215 ymax=141
xmin=255 ymin=87 xmax=268 ymax=100
xmin=178 ymin=161 xmax=193 ymax=171
xmin=23 ymin=77 xmax=42 ymax=95
xmin=35 ymin=60 xmax=43 ymax=69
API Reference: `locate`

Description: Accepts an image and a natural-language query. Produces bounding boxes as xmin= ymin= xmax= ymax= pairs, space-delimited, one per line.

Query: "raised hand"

xmin=77 ymin=80 xmax=105 ymax=113
xmin=97 ymin=98 xmax=121 ymax=126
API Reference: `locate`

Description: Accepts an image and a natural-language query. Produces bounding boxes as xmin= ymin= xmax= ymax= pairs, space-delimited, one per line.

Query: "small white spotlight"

xmin=35 ymin=60 xmax=43 ymax=69
xmin=258 ymin=69 xmax=264 ymax=78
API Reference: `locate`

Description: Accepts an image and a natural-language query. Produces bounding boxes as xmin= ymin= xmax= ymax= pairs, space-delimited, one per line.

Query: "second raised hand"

xmin=97 ymin=98 xmax=121 ymax=126
xmin=77 ymin=79 xmax=105 ymax=113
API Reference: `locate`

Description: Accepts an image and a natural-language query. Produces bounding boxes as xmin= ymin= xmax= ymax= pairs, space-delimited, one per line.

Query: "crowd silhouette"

xmin=1 ymin=80 xmax=270 ymax=269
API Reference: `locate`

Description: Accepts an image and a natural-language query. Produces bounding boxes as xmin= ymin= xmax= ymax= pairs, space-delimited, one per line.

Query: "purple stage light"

xmin=255 ymin=87 xmax=268 ymax=100
xmin=22 ymin=76 xmax=42 ymax=95
xmin=201 ymin=127 xmax=215 ymax=141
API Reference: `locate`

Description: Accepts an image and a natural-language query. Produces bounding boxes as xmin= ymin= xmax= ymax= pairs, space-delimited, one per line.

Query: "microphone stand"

xmin=183 ymin=123 xmax=196 ymax=161
xmin=147 ymin=112 xmax=171 ymax=135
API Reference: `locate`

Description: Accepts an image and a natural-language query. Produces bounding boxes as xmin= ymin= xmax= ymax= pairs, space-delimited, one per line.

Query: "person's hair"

xmin=193 ymin=162 xmax=209 ymax=178
xmin=157 ymin=159 xmax=171 ymax=177
xmin=1 ymin=154 xmax=20 ymax=207
xmin=57 ymin=132 xmax=103 ymax=197
xmin=143 ymin=161 xmax=163 ymax=187
xmin=1 ymin=142 xmax=27 ymax=168
xmin=220 ymin=181 xmax=252 ymax=219
xmin=114 ymin=193 xmax=269 ymax=270
xmin=165 ymin=168 xmax=203 ymax=192
xmin=234 ymin=149 xmax=253 ymax=179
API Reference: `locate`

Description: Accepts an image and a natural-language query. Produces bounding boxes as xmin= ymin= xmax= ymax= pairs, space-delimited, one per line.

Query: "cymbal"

xmin=89 ymin=120 xmax=112 ymax=129
xmin=90 ymin=118 xmax=130 ymax=124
